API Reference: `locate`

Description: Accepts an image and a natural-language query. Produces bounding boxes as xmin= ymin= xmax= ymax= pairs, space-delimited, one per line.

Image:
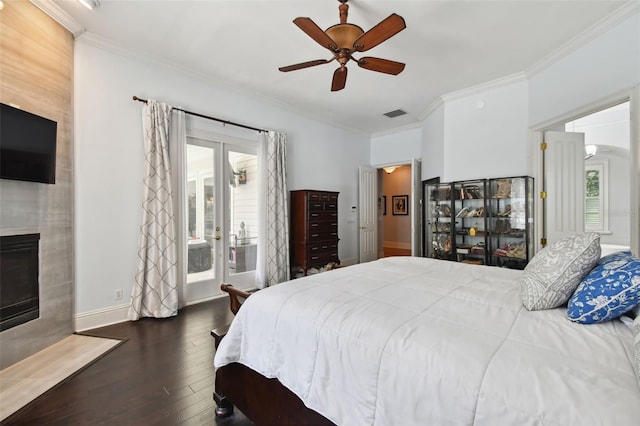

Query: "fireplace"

xmin=0 ymin=233 xmax=40 ymax=332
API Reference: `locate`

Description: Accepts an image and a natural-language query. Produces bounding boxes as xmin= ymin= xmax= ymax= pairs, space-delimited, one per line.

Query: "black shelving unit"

xmin=424 ymin=179 xmax=454 ymax=260
xmin=452 ymin=179 xmax=488 ymax=265
xmin=487 ymin=176 xmax=535 ymax=269
xmin=423 ymin=176 xmax=534 ymax=269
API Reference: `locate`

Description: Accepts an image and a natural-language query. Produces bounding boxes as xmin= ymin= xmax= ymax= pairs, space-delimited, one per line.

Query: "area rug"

xmin=0 ymin=334 xmax=123 ymax=421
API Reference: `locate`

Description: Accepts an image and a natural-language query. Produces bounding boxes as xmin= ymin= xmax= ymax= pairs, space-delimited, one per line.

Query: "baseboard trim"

xmin=74 ymin=304 xmax=130 ymax=332
xmin=341 ymin=257 xmax=358 ymax=266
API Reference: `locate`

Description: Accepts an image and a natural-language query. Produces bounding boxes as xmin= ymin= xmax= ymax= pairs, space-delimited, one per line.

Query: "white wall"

xmin=596 ymin=148 xmax=630 ymax=245
xmin=74 ymin=39 xmax=369 ymax=317
xmin=442 ymin=78 xmax=529 ymax=181
xmin=370 ymin=127 xmax=422 ymax=166
xmin=421 ymin=104 xmax=444 ymax=181
xmin=374 ymin=11 xmax=639 ymax=187
xmin=384 ymin=77 xmax=529 ymax=183
xmin=529 ymin=13 xmax=640 ymax=127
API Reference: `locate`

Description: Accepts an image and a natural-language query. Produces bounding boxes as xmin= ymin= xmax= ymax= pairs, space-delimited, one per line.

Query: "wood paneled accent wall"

xmin=0 ymin=0 xmax=74 ymax=369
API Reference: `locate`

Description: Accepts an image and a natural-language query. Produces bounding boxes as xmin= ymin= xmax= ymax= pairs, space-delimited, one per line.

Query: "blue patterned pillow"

xmin=567 ymin=251 xmax=640 ymax=324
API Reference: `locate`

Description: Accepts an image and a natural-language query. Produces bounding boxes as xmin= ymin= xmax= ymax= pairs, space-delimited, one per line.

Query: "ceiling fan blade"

xmin=352 ymin=13 xmax=406 ymax=52
xmin=331 ymin=67 xmax=348 ymax=92
xmin=293 ymin=17 xmax=338 ymax=51
xmin=357 ymin=57 xmax=405 ymax=75
xmin=279 ymin=59 xmax=334 ymax=72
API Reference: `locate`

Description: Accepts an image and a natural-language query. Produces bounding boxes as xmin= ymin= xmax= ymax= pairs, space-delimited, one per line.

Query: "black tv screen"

xmin=0 ymin=103 xmax=57 ymax=184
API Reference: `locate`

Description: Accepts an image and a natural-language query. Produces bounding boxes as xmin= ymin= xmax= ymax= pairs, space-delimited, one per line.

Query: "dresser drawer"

xmin=307 ymin=230 xmax=339 ymax=242
xmin=307 ymin=252 xmax=339 ymax=265
xmin=308 ymin=220 xmax=338 ymax=233
xmin=307 ymin=200 xmax=338 ymax=211
xmin=324 ymin=201 xmax=337 ymax=210
xmin=308 ymin=211 xmax=338 ymax=221
xmin=308 ymin=243 xmax=338 ymax=257
xmin=308 ymin=200 xmax=325 ymax=210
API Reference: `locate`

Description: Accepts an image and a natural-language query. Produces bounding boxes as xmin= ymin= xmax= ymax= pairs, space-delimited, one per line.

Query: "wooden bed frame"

xmin=214 ymin=362 xmax=335 ymax=425
xmin=213 ymin=283 xmax=336 ymax=425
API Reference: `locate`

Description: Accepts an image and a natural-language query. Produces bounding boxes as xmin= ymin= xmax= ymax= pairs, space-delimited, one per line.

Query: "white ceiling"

xmin=40 ymin=0 xmax=632 ymax=135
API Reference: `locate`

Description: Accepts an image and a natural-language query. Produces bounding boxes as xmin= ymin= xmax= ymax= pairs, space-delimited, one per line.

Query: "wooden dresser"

xmin=290 ymin=190 xmax=339 ymax=275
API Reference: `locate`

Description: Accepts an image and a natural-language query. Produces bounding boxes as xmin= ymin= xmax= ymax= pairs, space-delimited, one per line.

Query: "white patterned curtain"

xmin=256 ymin=131 xmax=290 ymax=288
xmin=128 ymin=100 xmax=179 ymax=320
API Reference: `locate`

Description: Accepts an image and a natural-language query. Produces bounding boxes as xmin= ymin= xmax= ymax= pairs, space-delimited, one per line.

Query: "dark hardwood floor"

xmin=4 ymin=298 xmax=254 ymax=426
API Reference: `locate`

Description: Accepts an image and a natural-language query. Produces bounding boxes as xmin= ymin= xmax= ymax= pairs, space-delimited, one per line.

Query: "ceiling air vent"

xmin=383 ymin=109 xmax=407 ymax=118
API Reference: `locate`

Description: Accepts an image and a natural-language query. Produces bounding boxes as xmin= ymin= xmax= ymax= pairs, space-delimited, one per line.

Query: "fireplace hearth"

xmin=0 ymin=234 xmax=40 ymax=332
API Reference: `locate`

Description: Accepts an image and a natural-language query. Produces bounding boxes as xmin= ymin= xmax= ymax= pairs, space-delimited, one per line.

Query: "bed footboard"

xmin=214 ymin=362 xmax=335 ymax=426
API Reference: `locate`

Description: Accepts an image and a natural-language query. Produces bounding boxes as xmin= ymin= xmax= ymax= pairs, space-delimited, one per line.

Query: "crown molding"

xmin=418 ymin=97 xmax=444 ymax=122
xmin=417 ymin=72 xmax=527 ymax=122
xmin=526 ymin=1 xmax=640 ymax=78
xmin=371 ymin=121 xmax=423 ymax=138
xmin=75 ymin=32 xmax=372 ymax=137
xmin=29 ymin=0 xmax=85 ymax=37
xmin=441 ymin=72 xmax=528 ymax=103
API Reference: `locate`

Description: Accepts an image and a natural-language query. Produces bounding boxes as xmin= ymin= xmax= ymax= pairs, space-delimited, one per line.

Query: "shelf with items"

xmin=487 ymin=176 xmax=534 ymax=269
xmin=453 ymin=179 xmax=488 ymax=265
xmin=424 ymin=181 xmax=454 ymax=260
xmin=423 ymin=176 xmax=535 ymax=269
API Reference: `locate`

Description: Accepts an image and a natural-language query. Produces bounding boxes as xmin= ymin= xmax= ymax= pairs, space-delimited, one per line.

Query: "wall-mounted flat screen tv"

xmin=0 ymin=103 xmax=57 ymax=184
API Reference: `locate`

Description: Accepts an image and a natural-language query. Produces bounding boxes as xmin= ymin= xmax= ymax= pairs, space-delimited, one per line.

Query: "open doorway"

xmin=565 ymin=101 xmax=630 ymax=255
xmin=538 ymin=98 xmax=634 ymax=255
xmin=378 ymin=165 xmax=412 ymax=257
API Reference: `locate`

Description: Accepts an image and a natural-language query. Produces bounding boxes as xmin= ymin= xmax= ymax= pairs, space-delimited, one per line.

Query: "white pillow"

xmin=521 ymin=232 xmax=601 ymax=311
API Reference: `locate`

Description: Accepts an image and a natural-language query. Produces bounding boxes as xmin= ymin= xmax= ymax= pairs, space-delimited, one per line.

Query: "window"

xmin=584 ymin=160 xmax=608 ymax=233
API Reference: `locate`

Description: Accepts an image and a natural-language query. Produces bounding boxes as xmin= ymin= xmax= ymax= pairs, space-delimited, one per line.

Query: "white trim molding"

xmin=29 ymin=0 xmax=85 ymax=37
xmin=417 ymin=73 xmax=526 ymax=122
xmin=74 ymin=304 xmax=129 ymax=332
xmin=526 ymin=1 xmax=640 ymax=78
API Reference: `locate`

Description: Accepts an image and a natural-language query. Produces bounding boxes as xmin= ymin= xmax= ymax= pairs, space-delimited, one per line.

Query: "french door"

xmin=182 ymin=137 xmax=257 ymax=304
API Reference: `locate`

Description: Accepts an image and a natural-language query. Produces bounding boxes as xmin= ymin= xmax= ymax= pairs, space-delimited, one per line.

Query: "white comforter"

xmin=214 ymin=257 xmax=640 ymax=425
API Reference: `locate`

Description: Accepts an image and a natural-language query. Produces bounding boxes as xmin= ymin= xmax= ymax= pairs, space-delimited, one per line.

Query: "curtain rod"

xmin=132 ymin=96 xmax=267 ymax=133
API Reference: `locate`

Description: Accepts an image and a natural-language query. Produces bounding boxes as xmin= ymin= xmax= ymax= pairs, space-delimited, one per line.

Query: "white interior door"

xmin=544 ymin=130 xmax=585 ymax=245
xmin=359 ymin=166 xmax=377 ymax=263
xmin=411 ymin=158 xmax=422 ymax=256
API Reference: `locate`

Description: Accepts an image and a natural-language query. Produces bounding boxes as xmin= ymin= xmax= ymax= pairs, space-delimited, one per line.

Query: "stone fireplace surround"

xmin=0 ymin=1 xmax=74 ymax=370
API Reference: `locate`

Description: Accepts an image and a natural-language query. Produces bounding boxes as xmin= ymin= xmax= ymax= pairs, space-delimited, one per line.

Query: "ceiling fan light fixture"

xmin=279 ymin=0 xmax=406 ymax=92
xmin=325 ymin=23 xmax=364 ymax=49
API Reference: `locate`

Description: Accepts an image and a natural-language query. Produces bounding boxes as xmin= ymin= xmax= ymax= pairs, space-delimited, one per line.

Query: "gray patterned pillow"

xmin=521 ymin=232 xmax=601 ymax=311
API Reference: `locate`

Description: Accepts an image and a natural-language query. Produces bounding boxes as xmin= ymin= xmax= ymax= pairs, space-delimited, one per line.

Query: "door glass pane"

xmin=228 ymin=150 xmax=258 ymax=276
xmin=186 ymin=145 xmax=215 ymax=284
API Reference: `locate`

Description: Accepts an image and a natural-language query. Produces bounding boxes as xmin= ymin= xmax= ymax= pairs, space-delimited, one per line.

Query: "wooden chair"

xmin=211 ymin=284 xmax=252 ymax=349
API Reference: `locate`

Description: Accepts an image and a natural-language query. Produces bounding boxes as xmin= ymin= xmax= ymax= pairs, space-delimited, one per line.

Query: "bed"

xmin=213 ymin=256 xmax=640 ymax=425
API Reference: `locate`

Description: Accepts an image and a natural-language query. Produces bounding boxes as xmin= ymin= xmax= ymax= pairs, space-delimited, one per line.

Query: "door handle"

xmin=360 ymin=226 xmax=366 ymax=230
xmin=215 ymin=236 xmax=221 ymax=240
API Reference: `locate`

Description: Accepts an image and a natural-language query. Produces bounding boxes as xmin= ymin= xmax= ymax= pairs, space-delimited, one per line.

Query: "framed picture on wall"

xmin=382 ymin=195 xmax=387 ymax=215
xmin=392 ymin=195 xmax=408 ymax=215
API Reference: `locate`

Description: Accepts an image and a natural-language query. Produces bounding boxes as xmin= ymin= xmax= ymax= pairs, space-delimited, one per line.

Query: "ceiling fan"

xmin=279 ymin=0 xmax=406 ymax=92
